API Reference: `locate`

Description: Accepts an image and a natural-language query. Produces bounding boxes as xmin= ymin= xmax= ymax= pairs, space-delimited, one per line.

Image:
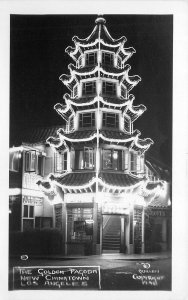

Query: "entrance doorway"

xmin=102 ymin=215 xmax=121 ymax=253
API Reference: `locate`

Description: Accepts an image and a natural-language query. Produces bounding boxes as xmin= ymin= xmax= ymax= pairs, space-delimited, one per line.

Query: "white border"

xmin=1 ymin=1 xmax=188 ymax=300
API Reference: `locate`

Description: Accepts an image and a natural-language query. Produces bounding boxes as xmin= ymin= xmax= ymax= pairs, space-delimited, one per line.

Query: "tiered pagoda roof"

xmin=38 ymin=16 xmax=159 ymax=202
xmin=65 ymin=17 xmax=135 ymax=64
xmin=47 ymin=128 xmax=153 ymax=154
xmin=59 ymin=63 xmax=141 ymax=93
xmin=54 ymin=93 xmax=146 ymax=123
xmin=37 ymin=171 xmax=145 ymax=194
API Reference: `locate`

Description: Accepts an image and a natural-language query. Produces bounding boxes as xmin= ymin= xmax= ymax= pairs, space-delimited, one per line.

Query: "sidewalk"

xmin=10 ymin=251 xmax=171 ymax=261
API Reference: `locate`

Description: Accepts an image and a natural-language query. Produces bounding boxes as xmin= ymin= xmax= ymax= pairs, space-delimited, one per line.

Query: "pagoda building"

xmin=37 ymin=17 xmax=171 ymax=256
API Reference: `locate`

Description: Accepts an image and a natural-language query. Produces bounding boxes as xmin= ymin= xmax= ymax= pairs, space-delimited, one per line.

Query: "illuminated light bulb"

xmin=113 ymin=152 xmax=118 ymax=159
xmin=85 ymin=220 xmax=94 ymax=224
xmin=81 ymin=159 xmax=84 ymax=169
xmin=168 ymin=198 xmax=171 ymax=206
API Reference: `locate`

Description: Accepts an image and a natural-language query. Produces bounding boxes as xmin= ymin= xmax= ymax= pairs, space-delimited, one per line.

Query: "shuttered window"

xmin=54 ymin=152 xmax=68 ymax=173
xmin=103 ymin=112 xmax=119 ymax=128
xmin=130 ymin=152 xmax=137 ymax=172
xmin=82 ymin=81 xmax=96 ymax=96
xmin=79 ymin=112 xmax=95 ymax=128
xmin=102 ymin=81 xmax=116 ymax=96
xmin=85 ymin=52 xmax=97 ymax=66
xmin=124 ymin=116 xmax=131 ymax=132
xmin=102 ymin=52 xmax=114 ymax=66
xmin=25 ymin=151 xmax=36 ymax=172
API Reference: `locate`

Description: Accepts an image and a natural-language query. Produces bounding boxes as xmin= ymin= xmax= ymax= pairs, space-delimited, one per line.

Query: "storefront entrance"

xmin=102 ymin=215 xmax=122 ymax=253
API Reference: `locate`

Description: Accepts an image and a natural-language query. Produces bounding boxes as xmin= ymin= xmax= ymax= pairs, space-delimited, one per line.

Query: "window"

xmin=75 ymin=150 xmax=84 ymax=170
xmin=73 ymin=85 xmax=78 ymax=98
xmin=102 ymin=149 xmax=122 ymax=170
xmin=117 ymin=56 xmax=122 ymax=68
xmin=25 ymin=151 xmax=45 ymax=174
xmin=9 ymin=151 xmax=20 ymax=172
xmin=25 ymin=151 xmax=36 ymax=172
xmin=23 ymin=205 xmax=34 ymax=218
xmin=140 ymin=155 xmax=145 ymax=173
xmin=130 ymin=152 xmax=137 ymax=172
xmin=23 ymin=204 xmax=34 ymax=231
xmin=121 ymin=86 xmax=127 ymax=98
xmin=136 ymin=154 xmax=144 ymax=173
xmin=103 ymin=150 xmax=113 ymax=169
xmin=102 ymin=81 xmax=116 ymax=96
xmin=113 ymin=150 xmax=122 ymax=170
xmin=69 ymin=116 xmax=74 ymax=131
xmin=54 ymin=152 xmax=67 ymax=173
xmin=85 ymin=52 xmax=97 ymax=66
xmin=74 ymin=148 xmax=94 ymax=170
xmin=79 ymin=112 xmax=95 ymax=128
xmin=37 ymin=155 xmax=44 ymax=176
xmin=102 ymin=52 xmax=114 ymax=66
xmin=67 ymin=207 xmax=93 ymax=242
xmin=124 ymin=116 xmax=131 ymax=133
xmin=103 ymin=112 xmax=119 ymax=128
xmin=124 ymin=149 xmax=129 ymax=170
xmin=82 ymin=81 xmax=96 ymax=96
xmin=146 ymin=166 xmax=155 ymax=181
xmin=84 ymin=147 xmax=94 ymax=169
xmin=77 ymin=56 xmax=83 ymax=68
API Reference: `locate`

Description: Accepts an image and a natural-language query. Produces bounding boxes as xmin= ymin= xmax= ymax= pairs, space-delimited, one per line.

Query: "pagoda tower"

xmin=38 ymin=17 xmax=163 ymax=256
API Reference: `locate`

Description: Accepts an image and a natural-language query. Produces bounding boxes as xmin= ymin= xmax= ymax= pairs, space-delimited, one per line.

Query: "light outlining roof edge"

xmin=97 ymin=177 xmax=145 ymax=192
xmin=59 ymin=64 xmax=141 ymax=90
xmin=142 ymin=179 xmax=164 ymax=196
xmin=55 ymin=129 xmax=140 ymax=144
xmin=57 ymin=130 xmax=98 ymax=143
xmin=66 ymin=94 xmax=130 ymax=108
xmin=120 ymin=47 xmax=136 ymax=63
xmin=72 ymin=23 xmax=99 ymax=45
xmin=129 ymin=137 xmax=154 ymax=154
xmin=46 ymin=136 xmax=69 ymax=151
xmin=40 ymin=171 xmax=145 ymax=192
xmin=51 ymin=175 xmax=97 ymax=191
xmin=123 ymin=102 xmax=147 ymax=121
xmin=98 ymin=132 xmax=139 ymax=144
xmin=54 ymin=102 xmax=75 ymax=120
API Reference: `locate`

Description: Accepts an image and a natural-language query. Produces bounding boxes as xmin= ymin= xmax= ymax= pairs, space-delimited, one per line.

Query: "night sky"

xmin=10 ymin=14 xmax=173 ymax=166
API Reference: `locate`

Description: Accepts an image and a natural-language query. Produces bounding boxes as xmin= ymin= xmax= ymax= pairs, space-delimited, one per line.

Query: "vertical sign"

xmin=54 ymin=204 xmax=62 ymax=229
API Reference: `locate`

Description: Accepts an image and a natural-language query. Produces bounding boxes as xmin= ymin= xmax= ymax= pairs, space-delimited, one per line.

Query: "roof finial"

xmin=95 ymin=14 xmax=106 ymax=24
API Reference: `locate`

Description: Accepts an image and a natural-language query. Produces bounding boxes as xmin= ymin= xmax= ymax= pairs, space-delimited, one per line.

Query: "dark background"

xmin=10 ymin=14 xmax=173 ymax=166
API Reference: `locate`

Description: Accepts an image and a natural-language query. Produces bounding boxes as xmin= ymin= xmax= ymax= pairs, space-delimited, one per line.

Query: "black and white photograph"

xmin=8 ymin=13 xmax=174 ymax=291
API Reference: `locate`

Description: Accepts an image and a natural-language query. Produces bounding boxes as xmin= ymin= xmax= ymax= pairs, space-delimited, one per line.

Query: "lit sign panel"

xmin=22 ymin=196 xmax=43 ymax=206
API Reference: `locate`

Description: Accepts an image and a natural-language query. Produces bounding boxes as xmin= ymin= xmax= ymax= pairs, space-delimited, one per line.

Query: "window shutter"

xmin=124 ymin=150 xmax=129 ymax=170
xmin=140 ymin=155 xmax=144 ymax=173
xmin=130 ymin=152 xmax=137 ymax=172
xmin=25 ymin=150 xmax=36 ymax=172
xmin=64 ymin=152 xmax=68 ymax=170
xmin=70 ymin=150 xmax=75 ymax=170
xmin=44 ymin=157 xmax=53 ymax=176
xmin=133 ymin=153 xmax=137 ymax=171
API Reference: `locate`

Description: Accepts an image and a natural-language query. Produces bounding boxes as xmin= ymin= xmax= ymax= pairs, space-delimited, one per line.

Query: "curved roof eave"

xmin=54 ymin=102 xmax=75 ymax=121
xmin=130 ymin=137 xmax=154 ymax=154
xmin=64 ymin=94 xmax=129 ymax=108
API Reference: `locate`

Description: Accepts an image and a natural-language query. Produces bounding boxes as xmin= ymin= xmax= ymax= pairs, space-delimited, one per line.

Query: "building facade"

xmin=9 ymin=17 xmax=171 ymax=256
